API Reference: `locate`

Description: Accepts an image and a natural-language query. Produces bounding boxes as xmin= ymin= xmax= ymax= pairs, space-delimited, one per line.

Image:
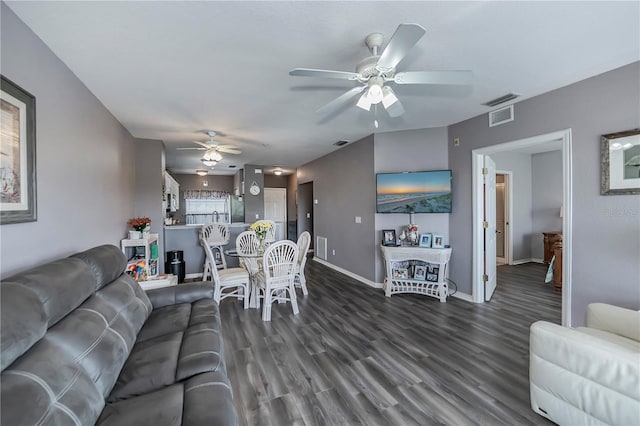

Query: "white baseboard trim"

xmin=511 ymin=258 xmax=544 ymax=265
xmin=312 ymin=257 xmax=382 ymax=289
xmin=185 ymin=273 xmax=204 ymax=280
xmin=450 ymin=291 xmax=474 ymax=302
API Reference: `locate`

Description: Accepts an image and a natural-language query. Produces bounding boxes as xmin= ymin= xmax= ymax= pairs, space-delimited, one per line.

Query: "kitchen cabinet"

xmin=165 ymin=172 xmax=180 ymax=212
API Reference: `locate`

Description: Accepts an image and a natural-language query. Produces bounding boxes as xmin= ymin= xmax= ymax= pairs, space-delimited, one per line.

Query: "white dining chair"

xmin=201 ymin=223 xmax=230 ymax=280
xmin=294 ymin=231 xmax=311 ymax=295
xmin=202 ymin=242 xmax=249 ymax=309
xmin=263 ymin=220 xmax=277 ymax=244
xmin=254 ymin=240 xmax=299 ymax=322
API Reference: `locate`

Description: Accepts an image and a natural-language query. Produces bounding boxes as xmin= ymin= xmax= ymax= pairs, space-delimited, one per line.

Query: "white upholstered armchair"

xmin=529 ymin=303 xmax=640 ymax=426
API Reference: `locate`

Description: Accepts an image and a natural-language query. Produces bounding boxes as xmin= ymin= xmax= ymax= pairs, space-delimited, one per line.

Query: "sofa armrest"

xmin=146 ymin=282 xmax=214 ymax=309
xmin=529 ymin=321 xmax=640 ymax=425
xmin=586 ymin=303 xmax=640 ymax=342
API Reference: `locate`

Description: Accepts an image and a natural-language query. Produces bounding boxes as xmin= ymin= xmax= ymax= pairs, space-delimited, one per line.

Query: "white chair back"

xmin=296 ymin=231 xmax=311 ymax=269
xmin=202 ymin=241 xmax=223 ymax=284
xmin=236 ymin=230 xmax=259 ymax=255
xmin=201 ymin=223 xmax=230 ymax=246
xmin=263 ymin=220 xmax=277 ymax=243
xmin=263 ymin=240 xmax=298 ymax=288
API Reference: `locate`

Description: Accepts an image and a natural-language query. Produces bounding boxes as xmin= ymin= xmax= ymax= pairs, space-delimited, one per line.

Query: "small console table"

xmin=380 ymin=245 xmax=452 ymax=302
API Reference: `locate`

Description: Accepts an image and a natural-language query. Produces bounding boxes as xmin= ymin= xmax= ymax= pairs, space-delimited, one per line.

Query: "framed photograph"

xmin=392 ymin=268 xmax=408 ymax=279
xmin=413 ymin=265 xmax=426 ymax=280
xmin=418 ymin=233 xmax=432 ymax=248
xmin=432 ymin=234 xmax=444 ymax=249
xmin=426 ymin=273 xmax=439 ymax=282
xmin=601 ymin=129 xmax=640 ymax=195
xmin=1 ymin=76 xmax=36 ymax=224
xmin=382 ymin=229 xmax=397 ymax=246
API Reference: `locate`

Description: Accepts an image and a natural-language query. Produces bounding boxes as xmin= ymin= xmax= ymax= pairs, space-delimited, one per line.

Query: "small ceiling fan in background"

xmin=289 ymin=23 xmax=472 ymax=120
xmin=177 ymin=131 xmax=242 ymax=166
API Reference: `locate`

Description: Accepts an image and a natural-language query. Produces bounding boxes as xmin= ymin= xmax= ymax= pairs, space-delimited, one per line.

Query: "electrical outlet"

xmin=453 ymin=138 xmax=460 ymax=146
xmin=332 ymin=249 xmax=336 ymax=256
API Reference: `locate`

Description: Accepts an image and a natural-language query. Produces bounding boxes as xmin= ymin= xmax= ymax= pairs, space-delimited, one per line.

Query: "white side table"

xmin=121 ymin=233 xmax=159 ymax=275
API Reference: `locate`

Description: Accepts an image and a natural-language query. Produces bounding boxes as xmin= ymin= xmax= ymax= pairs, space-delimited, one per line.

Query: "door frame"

xmin=471 ymin=129 xmax=573 ymax=327
xmin=495 ymin=170 xmax=513 ymax=265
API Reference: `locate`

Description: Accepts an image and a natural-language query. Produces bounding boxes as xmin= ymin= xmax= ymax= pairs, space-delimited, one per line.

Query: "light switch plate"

xmin=355 ymin=216 xmax=361 ymax=223
xmin=306 ymin=213 xmax=311 ymax=219
xmin=314 ymin=199 xmax=318 ymax=204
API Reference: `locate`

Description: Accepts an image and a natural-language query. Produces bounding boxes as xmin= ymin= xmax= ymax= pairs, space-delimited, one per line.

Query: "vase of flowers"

xmin=128 ymin=217 xmax=151 ymax=239
xmin=250 ymin=220 xmax=272 ymax=253
xmin=406 ymin=224 xmax=419 ymax=245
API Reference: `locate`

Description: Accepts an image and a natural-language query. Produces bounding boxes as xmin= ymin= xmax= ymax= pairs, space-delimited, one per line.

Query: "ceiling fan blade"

xmin=317 ymin=86 xmax=366 ymax=115
xmin=176 ymin=147 xmax=206 ymax=151
xmin=394 ymin=70 xmax=473 ymax=85
xmin=216 ymin=146 xmax=242 ymax=155
xmin=193 ymin=141 xmax=213 ymax=149
xmin=290 ymin=68 xmax=360 ymax=81
xmin=376 ymin=23 xmax=426 ymax=73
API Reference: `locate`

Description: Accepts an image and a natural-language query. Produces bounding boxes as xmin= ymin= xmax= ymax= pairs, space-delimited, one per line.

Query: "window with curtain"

xmin=183 ymin=190 xmax=230 ymax=225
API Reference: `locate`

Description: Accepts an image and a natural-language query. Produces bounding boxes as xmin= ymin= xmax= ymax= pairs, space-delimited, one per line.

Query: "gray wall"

xmin=374 ymin=127 xmax=450 ymax=283
xmin=448 ymin=62 xmax=640 ymax=326
xmin=297 ymin=135 xmax=376 ymax=281
xmin=172 ymin=173 xmax=233 ymax=223
xmin=0 ymin=4 xmax=136 ymax=277
xmin=491 ymin=152 xmax=534 ymax=262
xmin=134 ymin=139 xmax=166 ymax=270
xmin=243 ymin=164 xmax=265 ymax=222
xmin=264 ymin=174 xmax=288 ymax=188
xmin=532 ymin=150 xmax=563 ymax=259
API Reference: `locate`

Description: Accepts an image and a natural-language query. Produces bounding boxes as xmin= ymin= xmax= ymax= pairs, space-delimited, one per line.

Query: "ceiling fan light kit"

xmin=177 ymin=130 xmax=243 ymax=174
xmin=290 ymin=23 xmax=472 ymax=119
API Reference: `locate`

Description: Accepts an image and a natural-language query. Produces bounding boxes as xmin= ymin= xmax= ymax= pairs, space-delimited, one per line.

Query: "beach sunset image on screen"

xmin=376 ymin=170 xmax=452 ymax=213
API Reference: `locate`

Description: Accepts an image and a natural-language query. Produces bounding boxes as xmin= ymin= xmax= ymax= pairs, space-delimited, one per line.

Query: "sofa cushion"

xmin=97 ymin=371 xmax=236 ymax=426
xmin=72 ymin=244 xmax=129 ymax=290
xmin=109 ymin=299 xmax=224 ymax=401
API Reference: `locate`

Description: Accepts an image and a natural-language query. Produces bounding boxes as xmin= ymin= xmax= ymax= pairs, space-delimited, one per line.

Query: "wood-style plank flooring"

xmin=219 ymin=260 xmax=560 ymax=426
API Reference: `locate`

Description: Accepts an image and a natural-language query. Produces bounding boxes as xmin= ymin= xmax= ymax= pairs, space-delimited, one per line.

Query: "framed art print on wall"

xmin=0 ymin=76 xmax=37 ymax=224
xmin=601 ymin=129 xmax=640 ymax=195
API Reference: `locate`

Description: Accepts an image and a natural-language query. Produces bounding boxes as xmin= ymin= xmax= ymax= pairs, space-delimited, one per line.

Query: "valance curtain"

xmin=183 ymin=189 xmax=229 ymax=200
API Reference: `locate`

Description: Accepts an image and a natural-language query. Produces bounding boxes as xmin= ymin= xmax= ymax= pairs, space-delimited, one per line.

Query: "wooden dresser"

xmin=543 ymin=232 xmax=562 ymax=264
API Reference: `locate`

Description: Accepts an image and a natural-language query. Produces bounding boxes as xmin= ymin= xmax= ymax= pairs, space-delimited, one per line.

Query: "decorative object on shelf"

xmin=418 ymin=233 xmax=432 ymax=248
xmin=426 ymin=264 xmax=440 ymax=282
xmin=406 ymin=224 xmax=419 ymax=245
xmin=392 ymin=268 xmax=408 ymax=279
xmin=432 ymin=234 xmax=444 ymax=248
xmin=250 ymin=220 xmax=272 ymax=252
xmin=601 ymin=128 xmax=640 ymax=195
xmin=128 ymin=230 xmax=141 ymax=239
xmin=382 ymin=229 xmax=397 ymax=246
xmin=1 ymin=75 xmax=37 ymax=225
xmin=128 ymin=217 xmax=151 ymax=237
xmin=413 ymin=265 xmax=426 ymax=280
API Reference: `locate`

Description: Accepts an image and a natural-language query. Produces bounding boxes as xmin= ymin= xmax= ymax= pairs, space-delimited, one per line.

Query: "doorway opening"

xmin=496 ymin=172 xmax=512 ymax=266
xmin=297 ymin=182 xmax=314 ymax=251
xmin=472 ymin=129 xmax=572 ymax=326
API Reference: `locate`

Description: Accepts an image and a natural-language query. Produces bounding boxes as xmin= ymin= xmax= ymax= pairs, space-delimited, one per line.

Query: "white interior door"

xmin=264 ymin=188 xmax=286 ymax=240
xmin=484 ymin=156 xmax=497 ymax=301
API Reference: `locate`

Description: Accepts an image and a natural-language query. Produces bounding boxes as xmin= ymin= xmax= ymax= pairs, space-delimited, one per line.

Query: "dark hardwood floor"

xmin=219 ymin=260 xmax=560 ymax=426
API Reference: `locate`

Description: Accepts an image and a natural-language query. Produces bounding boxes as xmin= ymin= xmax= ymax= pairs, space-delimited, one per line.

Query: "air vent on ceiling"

xmin=228 ymin=165 xmax=237 ymax=168
xmin=334 ymin=140 xmax=349 ymax=147
xmin=489 ymin=104 xmax=514 ymax=127
xmin=483 ymin=93 xmax=520 ymax=107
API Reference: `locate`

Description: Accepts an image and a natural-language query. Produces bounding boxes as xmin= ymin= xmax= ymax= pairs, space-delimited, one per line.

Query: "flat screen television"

xmin=376 ymin=170 xmax=452 ymax=213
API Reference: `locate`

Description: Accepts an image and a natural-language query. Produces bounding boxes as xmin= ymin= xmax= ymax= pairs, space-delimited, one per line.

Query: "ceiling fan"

xmin=289 ymin=23 xmax=472 ymax=118
xmin=176 ymin=131 xmax=242 ymax=166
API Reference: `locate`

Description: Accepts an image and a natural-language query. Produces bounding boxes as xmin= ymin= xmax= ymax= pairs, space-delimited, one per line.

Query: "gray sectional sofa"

xmin=0 ymin=244 xmax=237 ymax=425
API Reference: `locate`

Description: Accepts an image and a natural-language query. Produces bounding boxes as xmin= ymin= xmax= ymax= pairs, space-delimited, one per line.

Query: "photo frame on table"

xmin=382 ymin=229 xmax=397 ymax=246
xmin=601 ymin=129 xmax=640 ymax=195
xmin=413 ymin=265 xmax=426 ymax=280
xmin=418 ymin=233 xmax=432 ymax=248
xmin=432 ymin=234 xmax=444 ymax=248
xmin=392 ymin=268 xmax=408 ymax=279
xmin=1 ymin=76 xmax=37 ymax=224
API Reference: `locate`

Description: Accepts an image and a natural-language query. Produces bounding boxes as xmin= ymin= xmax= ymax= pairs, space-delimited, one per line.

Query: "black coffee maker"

xmin=165 ymin=250 xmax=185 ymax=283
